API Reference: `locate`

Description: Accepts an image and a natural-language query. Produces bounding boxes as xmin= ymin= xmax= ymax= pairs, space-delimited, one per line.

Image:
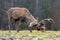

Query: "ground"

xmin=0 ymin=30 xmax=60 ymax=40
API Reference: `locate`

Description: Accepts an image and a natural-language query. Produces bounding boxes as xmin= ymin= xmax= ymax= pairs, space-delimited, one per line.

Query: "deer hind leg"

xmin=8 ymin=15 xmax=11 ymax=32
xmin=14 ymin=21 xmax=18 ymax=32
xmin=14 ymin=20 xmax=21 ymax=33
xmin=17 ymin=21 xmax=21 ymax=32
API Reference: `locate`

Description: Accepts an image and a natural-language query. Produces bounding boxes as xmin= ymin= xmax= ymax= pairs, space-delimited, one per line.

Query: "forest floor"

xmin=0 ymin=30 xmax=60 ymax=40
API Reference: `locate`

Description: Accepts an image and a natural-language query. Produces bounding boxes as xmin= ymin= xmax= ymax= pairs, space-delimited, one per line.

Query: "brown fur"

xmin=39 ymin=23 xmax=45 ymax=32
xmin=7 ymin=7 xmax=38 ymax=32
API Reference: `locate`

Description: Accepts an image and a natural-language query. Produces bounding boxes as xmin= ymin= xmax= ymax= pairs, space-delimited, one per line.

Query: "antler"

xmin=39 ymin=18 xmax=55 ymax=24
xmin=48 ymin=18 xmax=55 ymax=24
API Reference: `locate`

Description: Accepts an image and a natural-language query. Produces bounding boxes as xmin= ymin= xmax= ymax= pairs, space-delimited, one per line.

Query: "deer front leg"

xmin=28 ymin=23 xmax=33 ymax=33
xmin=29 ymin=27 xmax=32 ymax=33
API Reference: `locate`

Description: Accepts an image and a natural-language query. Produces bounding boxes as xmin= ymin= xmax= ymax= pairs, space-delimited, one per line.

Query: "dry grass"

xmin=0 ymin=30 xmax=60 ymax=40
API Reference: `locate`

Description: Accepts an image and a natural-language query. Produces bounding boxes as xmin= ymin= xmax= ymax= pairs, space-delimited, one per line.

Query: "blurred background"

xmin=0 ymin=0 xmax=60 ymax=31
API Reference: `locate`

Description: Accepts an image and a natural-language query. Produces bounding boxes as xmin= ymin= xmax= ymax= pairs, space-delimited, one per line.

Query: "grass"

xmin=0 ymin=30 xmax=60 ymax=40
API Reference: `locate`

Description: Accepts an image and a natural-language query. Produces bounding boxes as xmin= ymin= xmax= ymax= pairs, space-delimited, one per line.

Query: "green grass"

xmin=0 ymin=30 xmax=60 ymax=40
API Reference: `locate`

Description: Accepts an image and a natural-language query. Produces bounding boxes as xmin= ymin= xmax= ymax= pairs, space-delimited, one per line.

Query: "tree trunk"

xmin=34 ymin=0 xmax=39 ymax=16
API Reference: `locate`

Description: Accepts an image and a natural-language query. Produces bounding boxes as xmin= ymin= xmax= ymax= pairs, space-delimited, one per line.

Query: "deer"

xmin=7 ymin=7 xmax=39 ymax=33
